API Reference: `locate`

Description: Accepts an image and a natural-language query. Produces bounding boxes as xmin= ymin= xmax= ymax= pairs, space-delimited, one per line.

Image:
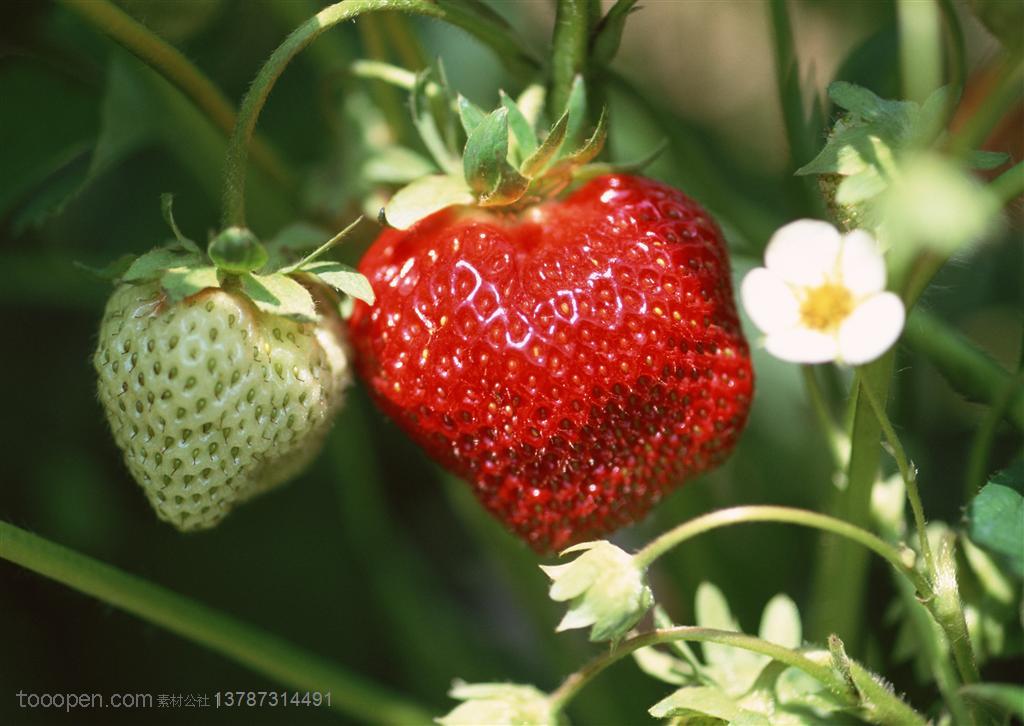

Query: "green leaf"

xmin=500 ymin=90 xmax=539 ymax=162
xmin=653 ymin=606 xmax=706 ymax=671
xmin=462 ymin=107 xmax=515 ymax=195
xmin=160 ymin=193 xmax=200 ymax=253
xmin=362 ymin=146 xmax=438 ymax=185
xmin=383 ymin=174 xmax=474 ymax=230
xmin=457 ymin=95 xmax=487 ymax=137
xmin=592 ymin=0 xmax=640 ymax=65
xmin=695 ymin=582 xmax=740 ymax=670
xmin=632 ymin=646 xmax=697 ymax=686
xmin=520 ymin=111 xmax=569 ymax=178
xmin=123 ymin=247 xmax=201 ymax=282
xmin=759 ymin=594 xmax=802 ymax=650
xmin=968 ymin=150 xmax=1011 ymax=171
xmin=208 ymin=227 xmax=269 ymax=275
xmin=774 ymin=667 xmax=847 ymax=717
xmin=695 ymin=583 xmax=767 ymax=696
xmin=967 ymin=460 xmax=1024 ymax=578
xmin=649 ymin=686 xmax=747 ymax=721
xmin=835 ymin=169 xmax=887 ymax=205
xmin=828 ymin=81 xmax=887 ymax=117
xmin=160 ymin=265 xmax=220 ymax=302
xmin=960 ymin=683 xmax=1024 ymax=719
xmin=302 ymin=261 xmax=375 ymax=305
xmin=240 ymin=272 xmax=317 ymax=321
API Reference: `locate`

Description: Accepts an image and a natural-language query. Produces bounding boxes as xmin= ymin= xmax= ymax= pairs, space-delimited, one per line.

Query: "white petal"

xmin=837 ymin=292 xmax=905 ymax=365
xmin=764 ymin=327 xmax=840 ymax=364
xmin=741 ymin=268 xmax=800 ymax=334
xmin=764 ymin=220 xmax=842 ymax=287
xmin=840 ymin=230 xmax=886 ymax=296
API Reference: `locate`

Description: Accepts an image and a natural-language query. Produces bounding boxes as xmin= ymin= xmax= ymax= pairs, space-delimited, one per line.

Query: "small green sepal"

xmin=366 ymin=71 xmax=612 ymax=229
xmin=161 ymin=265 xmax=220 ymax=302
xmin=300 ymin=261 xmax=375 ymax=305
xmin=383 ymin=175 xmax=474 ymax=230
xmin=208 ymin=227 xmax=269 ymax=275
xmin=436 ymin=681 xmax=561 ymax=726
xmin=240 ymin=272 xmax=318 ymax=321
xmin=540 ymin=540 xmax=653 ymax=643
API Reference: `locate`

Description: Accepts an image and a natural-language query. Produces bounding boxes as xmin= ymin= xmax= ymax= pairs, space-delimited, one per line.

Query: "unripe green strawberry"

xmin=94 ymin=281 xmax=351 ymax=531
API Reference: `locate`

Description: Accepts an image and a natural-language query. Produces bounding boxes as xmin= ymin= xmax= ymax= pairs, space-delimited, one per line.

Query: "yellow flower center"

xmin=800 ymin=283 xmax=853 ymax=332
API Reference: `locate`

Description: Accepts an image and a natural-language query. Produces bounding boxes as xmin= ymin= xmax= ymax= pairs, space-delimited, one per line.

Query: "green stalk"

xmin=767 ymin=0 xmax=824 ymax=216
xmin=633 ymin=505 xmax=929 ymax=596
xmin=856 ymin=370 xmax=936 ymax=576
xmin=221 ymin=0 xmax=541 ymax=230
xmin=935 ymin=0 xmax=967 ymax=106
xmin=58 ymin=0 xmax=293 ymax=191
xmin=807 ymin=352 xmax=894 ymax=648
xmin=802 ymin=365 xmax=848 ymax=469
xmin=547 ymin=627 xmax=926 ymax=725
xmin=550 ymin=0 xmax=591 ymax=117
xmin=0 ymin=520 xmax=431 ymax=724
xmin=898 ymin=0 xmax=942 ymax=104
xmin=991 ymin=160 xmax=1024 ymax=207
xmin=903 ymin=309 xmax=1024 ymax=431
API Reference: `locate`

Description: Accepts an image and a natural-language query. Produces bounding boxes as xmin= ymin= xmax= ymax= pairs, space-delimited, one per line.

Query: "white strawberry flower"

xmin=741 ymin=220 xmax=905 ymax=365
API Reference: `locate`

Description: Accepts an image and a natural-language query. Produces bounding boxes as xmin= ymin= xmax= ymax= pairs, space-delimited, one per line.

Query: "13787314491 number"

xmin=213 ymin=692 xmax=331 ymax=708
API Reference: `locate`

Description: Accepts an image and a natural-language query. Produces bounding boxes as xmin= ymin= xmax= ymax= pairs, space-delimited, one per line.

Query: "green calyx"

xmin=87 ymin=194 xmax=374 ymax=321
xmin=379 ymin=69 xmax=615 ymax=230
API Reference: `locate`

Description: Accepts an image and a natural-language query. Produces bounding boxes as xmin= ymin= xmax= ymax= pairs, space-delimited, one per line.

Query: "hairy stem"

xmin=550 ymin=0 xmax=591 ymax=116
xmin=807 ymin=352 xmax=893 ymax=648
xmin=856 ymin=370 xmax=936 ymax=576
xmin=58 ymin=0 xmax=293 ymax=190
xmin=0 ymin=520 xmax=431 ymax=724
xmin=633 ymin=505 xmax=930 ymax=595
xmin=547 ymin=626 xmax=925 ymax=725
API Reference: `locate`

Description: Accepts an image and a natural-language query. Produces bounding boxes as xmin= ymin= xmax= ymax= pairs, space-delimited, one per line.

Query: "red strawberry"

xmin=349 ymin=174 xmax=753 ymax=551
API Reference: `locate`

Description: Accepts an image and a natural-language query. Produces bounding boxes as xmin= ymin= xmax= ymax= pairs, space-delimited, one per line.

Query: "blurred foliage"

xmin=0 ymin=1 xmax=1020 ymax=724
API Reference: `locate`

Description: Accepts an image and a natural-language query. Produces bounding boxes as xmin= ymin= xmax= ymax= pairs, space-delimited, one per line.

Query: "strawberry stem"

xmin=550 ymin=0 xmax=592 ymax=120
xmin=221 ymin=0 xmax=540 ymax=231
xmin=0 ymin=519 xmax=433 ymax=724
xmin=855 ymin=368 xmax=937 ymax=577
xmin=546 ymin=625 xmax=925 ymax=725
xmin=633 ymin=504 xmax=931 ymax=595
